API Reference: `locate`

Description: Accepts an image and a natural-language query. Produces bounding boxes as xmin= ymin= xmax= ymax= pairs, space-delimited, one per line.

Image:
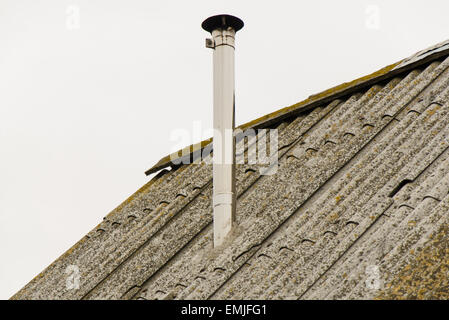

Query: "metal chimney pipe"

xmin=202 ymin=14 xmax=244 ymax=247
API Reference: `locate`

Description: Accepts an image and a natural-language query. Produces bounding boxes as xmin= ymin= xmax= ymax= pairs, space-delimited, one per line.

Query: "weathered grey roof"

xmin=145 ymin=39 xmax=449 ymax=176
xmin=12 ymin=41 xmax=449 ymax=300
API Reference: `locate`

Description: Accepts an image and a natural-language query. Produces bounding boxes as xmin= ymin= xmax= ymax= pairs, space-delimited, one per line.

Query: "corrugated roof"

xmin=145 ymin=39 xmax=449 ymax=176
xmin=11 ymin=41 xmax=449 ymax=300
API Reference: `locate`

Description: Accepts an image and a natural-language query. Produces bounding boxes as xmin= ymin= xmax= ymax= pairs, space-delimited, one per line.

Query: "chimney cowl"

xmin=202 ymin=14 xmax=244 ymax=33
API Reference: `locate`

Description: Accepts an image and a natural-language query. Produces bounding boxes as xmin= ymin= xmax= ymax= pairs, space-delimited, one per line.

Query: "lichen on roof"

xmin=145 ymin=60 xmax=402 ymax=175
xmin=377 ymin=223 xmax=449 ymax=300
xmin=146 ymin=39 xmax=449 ymax=176
xmin=11 ymin=38 xmax=449 ymax=301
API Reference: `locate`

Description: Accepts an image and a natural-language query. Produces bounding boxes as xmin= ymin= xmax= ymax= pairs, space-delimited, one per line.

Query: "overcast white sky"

xmin=2 ymin=0 xmax=449 ymax=300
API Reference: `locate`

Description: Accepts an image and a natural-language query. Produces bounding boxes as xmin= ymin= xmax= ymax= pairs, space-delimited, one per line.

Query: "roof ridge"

xmin=145 ymin=39 xmax=449 ymax=176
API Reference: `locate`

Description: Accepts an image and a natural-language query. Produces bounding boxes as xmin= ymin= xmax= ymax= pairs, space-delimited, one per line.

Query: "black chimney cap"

xmin=201 ymin=14 xmax=244 ymax=33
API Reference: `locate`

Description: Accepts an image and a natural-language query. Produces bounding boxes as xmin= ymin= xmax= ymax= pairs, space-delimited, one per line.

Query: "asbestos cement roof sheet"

xmin=11 ymin=41 xmax=449 ymax=300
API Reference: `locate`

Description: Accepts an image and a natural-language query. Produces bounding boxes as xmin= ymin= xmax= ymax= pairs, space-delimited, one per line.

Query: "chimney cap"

xmin=202 ymin=14 xmax=244 ymax=33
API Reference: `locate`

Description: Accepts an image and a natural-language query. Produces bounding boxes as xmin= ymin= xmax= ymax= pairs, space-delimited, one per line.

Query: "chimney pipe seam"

xmin=213 ymin=193 xmax=234 ymax=208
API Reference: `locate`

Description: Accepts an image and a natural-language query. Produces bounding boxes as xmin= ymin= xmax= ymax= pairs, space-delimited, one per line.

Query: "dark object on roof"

xmin=11 ymin=39 xmax=449 ymax=300
xmin=201 ymin=14 xmax=244 ymax=33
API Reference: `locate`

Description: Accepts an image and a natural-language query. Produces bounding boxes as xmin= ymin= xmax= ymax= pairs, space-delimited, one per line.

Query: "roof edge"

xmin=145 ymin=41 xmax=449 ymax=176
